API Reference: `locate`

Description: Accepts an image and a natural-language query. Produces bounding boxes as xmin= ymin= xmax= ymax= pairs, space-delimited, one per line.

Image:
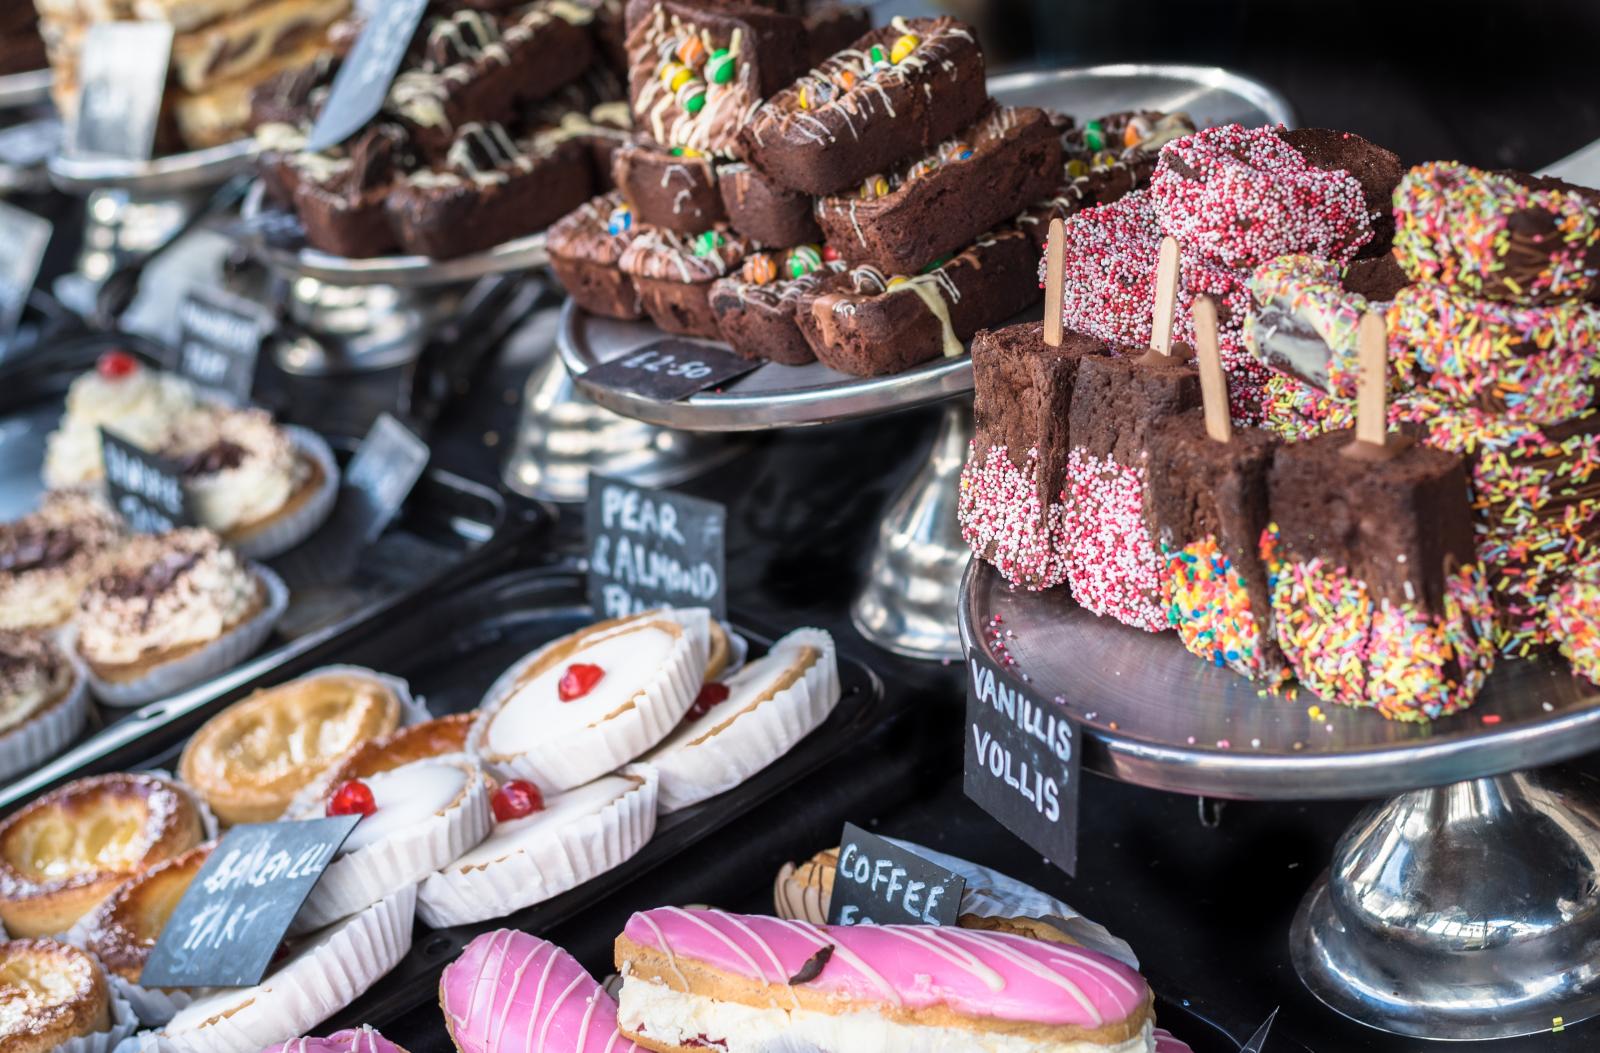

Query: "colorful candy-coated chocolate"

xmin=606 ymin=206 xmax=632 ymax=236
xmin=943 ymin=141 xmax=973 ymax=162
xmin=822 ymin=245 xmax=841 ymax=262
xmin=1124 ymin=116 xmax=1152 ymax=149
xmin=705 ymin=48 xmax=735 ymax=85
xmin=669 ymin=146 xmax=701 ymax=158
xmin=442 ymin=930 xmax=641 ymax=1053
xmin=742 ymin=253 xmax=778 ymax=285
xmin=676 ymin=36 xmax=707 ymax=70
xmin=1092 ymin=150 xmax=1119 ymax=169
xmin=919 ymin=254 xmax=952 ymax=274
xmin=619 ymin=907 xmax=1151 ymax=1032
xmin=1084 ymin=119 xmax=1105 ymax=152
xmin=661 ymin=61 xmax=689 ymax=89
xmin=886 ymin=276 xmax=908 ymax=288
xmin=787 ymin=245 xmax=823 ymax=278
xmin=1065 ymin=158 xmax=1090 ymax=179
xmin=693 ymin=230 xmax=724 ymax=257
xmin=890 ymin=33 xmax=920 ymax=63
xmin=860 ymin=175 xmax=889 ymax=200
xmin=678 ymin=81 xmax=707 ymax=114
xmin=868 ymin=44 xmax=888 ymax=66
xmin=835 ymin=67 xmax=857 ymax=90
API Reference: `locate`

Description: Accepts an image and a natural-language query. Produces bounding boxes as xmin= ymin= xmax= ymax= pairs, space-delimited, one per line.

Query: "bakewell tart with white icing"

xmin=646 ymin=627 xmax=840 ymax=812
xmin=179 ymin=667 xmax=404 ymax=825
xmin=42 ymin=351 xmax=197 ymax=491
xmin=135 ymin=886 xmax=417 ymax=1053
xmin=297 ymin=713 xmax=474 ymax=807
xmin=0 ymin=773 xmax=206 ymax=937
xmin=0 ymin=938 xmax=112 ymax=1053
xmin=75 ymin=528 xmax=266 ymax=683
xmin=83 ymin=843 xmax=212 ymax=985
xmin=417 ymin=767 xmax=659 ymax=928
xmin=440 ymin=929 xmax=641 ymax=1053
xmin=290 ymin=754 xmax=492 ymax=930
xmin=0 ymin=490 xmax=124 ymax=631
xmin=157 ymin=404 xmax=324 ymax=543
xmin=613 ymin=907 xmax=1157 ymax=1053
xmin=0 ymin=630 xmax=85 ymax=783
xmin=469 ymin=608 xmax=711 ymax=790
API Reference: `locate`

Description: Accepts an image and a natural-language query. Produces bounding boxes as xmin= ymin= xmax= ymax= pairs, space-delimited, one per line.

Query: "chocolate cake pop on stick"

xmin=1062 ymin=236 xmax=1202 ymax=630
xmin=1146 ymin=297 xmax=1287 ymax=681
xmin=1263 ymin=313 xmax=1497 ymax=720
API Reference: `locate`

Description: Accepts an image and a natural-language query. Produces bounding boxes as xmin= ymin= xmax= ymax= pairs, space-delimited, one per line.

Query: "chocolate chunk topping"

xmin=787 ymin=944 xmax=833 ymax=985
xmin=102 ymin=550 xmax=203 ymax=601
xmin=180 ymin=440 xmax=248 ymax=477
xmin=0 ymin=528 xmax=83 ymax=574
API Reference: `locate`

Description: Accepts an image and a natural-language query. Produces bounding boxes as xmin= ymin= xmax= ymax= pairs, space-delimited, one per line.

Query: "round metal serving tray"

xmin=48 ymin=137 xmax=257 ymax=193
xmin=559 ymin=63 xmax=1296 ymax=431
xmin=0 ymin=68 xmax=51 ymax=111
xmin=958 ymin=558 xmax=1600 ymax=801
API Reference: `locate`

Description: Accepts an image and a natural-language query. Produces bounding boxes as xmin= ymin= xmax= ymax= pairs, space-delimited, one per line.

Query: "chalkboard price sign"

xmin=141 ymin=816 xmax=360 ymax=988
xmin=585 ymin=475 xmax=726 ymax=620
xmin=963 ymin=647 xmax=1081 ymax=876
xmin=174 ymin=287 xmax=267 ymax=401
xmin=0 ymin=200 xmax=49 ymax=347
xmin=343 ymin=413 xmax=430 ymax=544
xmin=100 ymin=429 xmax=195 ymax=535
xmin=582 ymin=340 xmax=762 ymax=402
xmin=305 ymin=0 xmax=428 ymax=152
xmin=70 ymin=23 xmax=173 ymax=160
xmin=828 ymin=823 xmax=965 ymax=927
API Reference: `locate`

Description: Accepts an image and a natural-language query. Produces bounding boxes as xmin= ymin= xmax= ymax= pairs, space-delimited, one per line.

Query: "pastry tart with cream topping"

xmin=0 ymin=773 xmax=205 ymax=937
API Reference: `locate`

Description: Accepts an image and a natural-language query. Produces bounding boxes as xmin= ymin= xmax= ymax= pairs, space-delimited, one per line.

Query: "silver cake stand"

xmin=560 ymin=63 xmax=1294 ymax=660
xmin=960 ymin=557 xmax=1600 ymax=1041
xmin=0 ymin=68 xmax=52 ymax=111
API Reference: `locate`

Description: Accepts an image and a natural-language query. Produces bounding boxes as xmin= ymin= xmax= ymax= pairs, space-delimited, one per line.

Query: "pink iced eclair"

xmin=1154 ymin=1028 xmax=1195 ymax=1053
xmin=613 ymin=907 xmax=1156 ymax=1052
xmin=260 ymin=1027 xmax=410 ymax=1053
xmin=441 ymin=929 xmax=642 ymax=1053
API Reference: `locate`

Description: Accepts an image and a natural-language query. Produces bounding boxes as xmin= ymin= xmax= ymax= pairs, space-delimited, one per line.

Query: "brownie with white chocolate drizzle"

xmin=709 ymin=245 xmax=845 ymax=365
xmin=613 ymin=137 xmax=725 ymax=233
xmin=620 ymin=225 xmax=756 ymax=339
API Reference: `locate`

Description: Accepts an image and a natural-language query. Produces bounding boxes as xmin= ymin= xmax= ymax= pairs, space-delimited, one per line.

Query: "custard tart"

xmin=469 ymin=608 xmax=710 ymax=791
xmin=0 ymin=938 xmax=112 ymax=1053
xmin=0 ymin=773 xmax=205 ymax=937
xmin=84 ymin=843 xmax=213 ymax=984
xmin=179 ymin=668 xmax=403 ymax=825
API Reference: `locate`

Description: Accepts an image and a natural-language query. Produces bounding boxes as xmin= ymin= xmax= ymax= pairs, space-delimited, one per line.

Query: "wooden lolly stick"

xmin=1193 ymin=295 xmax=1232 ymax=443
xmin=1043 ymin=217 xmax=1065 ymax=348
xmin=1353 ymin=310 xmax=1388 ymax=449
xmin=1150 ymin=235 xmax=1180 ymax=356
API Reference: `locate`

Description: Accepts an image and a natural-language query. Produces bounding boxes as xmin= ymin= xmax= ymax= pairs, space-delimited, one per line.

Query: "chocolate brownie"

xmin=1146 ymin=410 xmax=1287 ymax=678
xmin=717 ymin=161 xmax=822 ymax=246
xmin=802 ymin=3 xmax=871 ymax=65
xmin=620 ymin=225 xmax=756 ymax=338
xmin=613 ymin=138 xmax=725 ymax=232
xmin=626 ymin=0 xmax=809 ymax=157
xmin=739 ymin=17 xmax=987 ymax=195
xmin=1269 ymin=429 xmax=1478 ymax=612
xmin=1277 ymin=127 xmax=1403 ymax=259
xmin=814 ymin=105 xmax=1061 ymax=273
xmin=549 ymin=191 xmax=645 ymax=320
xmin=1070 ymin=349 xmax=1203 ymax=467
xmin=1343 ymin=252 xmax=1411 ymax=301
xmin=292 ymin=125 xmax=410 ymax=258
xmin=386 ymin=123 xmax=594 ymax=259
xmin=709 ymin=248 xmax=843 ymax=364
xmin=1017 ymin=152 xmax=1155 ymax=250
xmin=792 ymin=227 xmax=1039 ymax=375
xmin=388 ymin=3 xmax=595 ymax=160
xmin=248 ymin=52 xmax=339 ymax=130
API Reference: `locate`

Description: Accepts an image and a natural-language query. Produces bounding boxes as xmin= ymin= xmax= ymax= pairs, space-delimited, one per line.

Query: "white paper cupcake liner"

xmin=57 ymin=980 xmax=136 ymax=1053
xmin=129 ymin=885 xmax=416 ymax=1053
xmin=230 ymin=427 xmax=340 ymax=561
xmin=0 ymin=664 xmax=89 ymax=783
xmin=416 ymin=764 xmax=659 ymax=928
xmin=648 ymin=629 xmax=841 ymax=813
xmin=107 ymin=970 xmax=202 ymax=1028
xmin=83 ymin=563 xmax=289 ymax=708
xmin=880 ymin=836 xmax=1140 ymax=968
xmin=469 ymin=609 xmax=709 ymax=792
xmin=290 ymin=756 xmax=492 ymax=932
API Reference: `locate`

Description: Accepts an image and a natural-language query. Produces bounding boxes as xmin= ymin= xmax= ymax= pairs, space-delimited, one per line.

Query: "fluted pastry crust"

xmin=84 ymin=843 xmax=213 ymax=983
xmin=0 ymin=774 xmax=205 ymax=937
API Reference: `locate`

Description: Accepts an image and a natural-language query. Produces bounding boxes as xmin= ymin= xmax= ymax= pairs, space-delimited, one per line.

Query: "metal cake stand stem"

xmin=851 ymin=400 xmax=974 ymax=659
xmin=1293 ymin=768 xmax=1600 ymax=1041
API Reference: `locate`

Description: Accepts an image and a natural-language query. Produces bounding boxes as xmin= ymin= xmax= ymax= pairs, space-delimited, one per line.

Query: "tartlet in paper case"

xmin=0 ymin=938 xmax=138 ymax=1053
xmin=72 ymin=528 xmax=287 ymax=708
xmin=774 ymin=836 xmax=1138 ymax=967
xmin=0 ymin=630 xmax=90 ymax=784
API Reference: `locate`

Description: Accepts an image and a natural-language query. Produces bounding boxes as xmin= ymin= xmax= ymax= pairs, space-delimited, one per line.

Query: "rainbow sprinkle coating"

xmin=1387 ymin=283 xmax=1600 ymax=425
xmin=958 ymin=442 xmax=1071 ymax=590
xmin=1552 ymin=567 xmax=1600 ymax=685
xmin=1261 ymin=374 xmax=1354 ymax=441
xmin=1150 ymin=123 xmax=1373 ymax=270
xmin=1262 ymin=526 xmax=1497 ymax=721
xmin=1162 ymin=535 xmax=1284 ymax=682
xmin=1391 ymin=161 xmax=1600 ymax=305
xmin=1064 ymin=448 xmax=1167 ymax=631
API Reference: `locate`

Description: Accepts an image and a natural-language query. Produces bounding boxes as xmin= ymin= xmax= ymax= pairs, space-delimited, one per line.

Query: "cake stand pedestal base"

xmin=272 ymin=277 xmax=465 ymax=375
xmin=501 ymin=352 xmax=742 ymax=503
xmin=851 ymin=399 xmax=973 ymax=660
xmin=1293 ymin=767 xmax=1600 ymax=1041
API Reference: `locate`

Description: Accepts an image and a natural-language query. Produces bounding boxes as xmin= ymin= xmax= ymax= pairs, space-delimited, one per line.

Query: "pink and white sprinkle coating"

xmin=260 ymin=1028 xmax=408 ymax=1053
xmin=1064 ymin=449 xmax=1168 ymax=632
xmin=620 ymin=907 xmax=1151 ymax=1031
xmin=958 ymin=442 xmax=1072 ymax=590
xmin=1041 ymin=189 xmax=1161 ymax=346
xmin=441 ymin=929 xmax=640 ymax=1053
xmin=1150 ymin=123 xmax=1373 ymax=269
